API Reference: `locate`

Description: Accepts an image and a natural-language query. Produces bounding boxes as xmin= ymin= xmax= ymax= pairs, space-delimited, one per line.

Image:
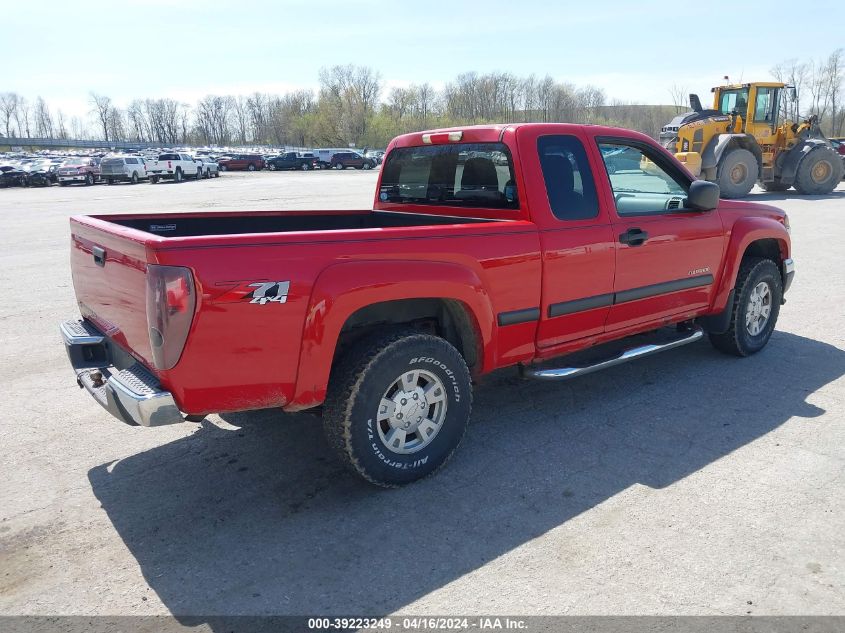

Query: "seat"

xmin=542 ymin=154 xmax=584 ymax=212
xmin=455 ymin=157 xmax=502 ymax=202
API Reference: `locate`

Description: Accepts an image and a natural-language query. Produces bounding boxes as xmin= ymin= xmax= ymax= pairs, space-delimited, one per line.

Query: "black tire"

xmin=716 ymin=148 xmax=758 ymax=199
xmin=708 ymin=257 xmax=782 ymax=357
xmin=219 ymin=164 xmax=227 ymax=171
xmin=323 ymin=330 xmax=473 ymax=487
xmin=247 ymin=163 xmax=256 ymax=171
xmin=301 ymin=162 xmax=309 ymax=171
xmin=794 ymin=146 xmax=843 ymax=195
xmin=760 ymin=181 xmax=789 ymax=192
xmin=150 ymin=176 xmax=159 ymax=184
xmin=59 ymin=181 xmax=68 ymax=187
xmin=106 ymin=178 xmax=114 ymax=185
xmin=363 ymin=162 xmax=372 ymax=170
xmin=174 ymin=168 xmax=183 ymax=183
xmin=131 ymin=172 xmax=139 ymax=184
xmin=268 ymin=163 xmax=276 ymax=171
xmin=213 ymin=170 xmax=219 ymax=178
xmin=195 ymin=168 xmax=202 ymax=181
xmin=85 ymin=173 xmax=95 ymax=186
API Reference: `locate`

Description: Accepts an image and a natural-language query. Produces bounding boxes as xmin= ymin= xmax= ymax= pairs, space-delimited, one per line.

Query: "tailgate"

xmin=70 ymin=219 xmax=155 ymax=366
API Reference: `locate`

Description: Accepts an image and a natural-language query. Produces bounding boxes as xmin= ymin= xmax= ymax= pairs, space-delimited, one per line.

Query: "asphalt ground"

xmin=1 ymin=170 xmax=843 ymax=621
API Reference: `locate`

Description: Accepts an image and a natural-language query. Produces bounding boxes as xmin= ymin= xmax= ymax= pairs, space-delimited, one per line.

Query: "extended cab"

xmin=61 ymin=123 xmax=794 ymax=487
xmin=147 ymin=153 xmax=200 ymax=183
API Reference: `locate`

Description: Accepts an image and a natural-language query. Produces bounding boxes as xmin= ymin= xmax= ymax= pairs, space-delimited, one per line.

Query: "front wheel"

xmin=323 ymin=330 xmax=472 ymax=487
xmin=174 ymin=169 xmax=183 ymax=183
xmin=85 ymin=173 xmax=95 ymax=186
xmin=708 ymin=257 xmax=783 ymax=357
xmin=794 ymin=147 xmax=843 ymax=195
xmin=219 ymin=164 xmax=227 ymax=171
xmin=247 ymin=163 xmax=256 ymax=171
xmin=716 ymin=148 xmax=758 ymax=199
xmin=301 ymin=162 xmax=309 ymax=171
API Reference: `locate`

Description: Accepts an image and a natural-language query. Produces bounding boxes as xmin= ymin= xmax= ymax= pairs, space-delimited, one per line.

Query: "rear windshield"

xmin=379 ymin=142 xmax=517 ymax=209
xmin=101 ymin=158 xmax=125 ymax=166
xmin=159 ymin=153 xmax=180 ymax=160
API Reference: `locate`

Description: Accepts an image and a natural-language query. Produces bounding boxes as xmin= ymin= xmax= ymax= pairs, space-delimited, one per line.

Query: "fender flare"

xmin=701 ymin=134 xmax=762 ymax=174
xmin=709 ymin=216 xmax=790 ymax=315
xmin=776 ymin=139 xmax=829 ymax=186
xmin=285 ymin=259 xmax=495 ymax=412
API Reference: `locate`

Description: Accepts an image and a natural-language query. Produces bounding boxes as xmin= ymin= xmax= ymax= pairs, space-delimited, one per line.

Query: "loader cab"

xmin=712 ymin=83 xmax=783 ymax=139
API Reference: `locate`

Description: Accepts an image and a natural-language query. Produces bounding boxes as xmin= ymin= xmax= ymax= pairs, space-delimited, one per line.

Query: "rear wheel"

xmin=323 ymin=330 xmax=472 ymax=487
xmin=219 ymin=164 xmax=227 ymax=171
xmin=85 ymin=173 xmax=95 ymax=186
xmin=174 ymin=168 xmax=183 ymax=183
xmin=363 ymin=162 xmax=372 ymax=170
xmin=708 ymin=257 xmax=782 ymax=357
xmin=195 ymin=168 xmax=202 ymax=181
xmin=247 ymin=163 xmax=256 ymax=172
xmin=794 ymin=147 xmax=843 ymax=195
xmin=268 ymin=163 xmax=276 ymax=171
xmin=106 ymin=178 xmax=114 ymax=185
xmin=150 ymin=176 xmax=159 ymax=184
xmin=131 ymin=172 xmax=139 ymax=184
xmin=716 ymin=148 xmax=758 ymax=199
xmin=301 ymin=162 xmax=309 ymax=171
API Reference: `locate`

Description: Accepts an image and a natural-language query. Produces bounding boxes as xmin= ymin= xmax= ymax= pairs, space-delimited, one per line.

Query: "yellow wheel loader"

xmin=659 ymin=82 xmax=843 ymax=198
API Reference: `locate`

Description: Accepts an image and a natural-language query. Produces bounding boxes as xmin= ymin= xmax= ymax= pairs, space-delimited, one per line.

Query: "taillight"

xmin=145 ymin=264 xmax=196 ymax=370
xmin=167 ymin=161 xmax=172 ymax=169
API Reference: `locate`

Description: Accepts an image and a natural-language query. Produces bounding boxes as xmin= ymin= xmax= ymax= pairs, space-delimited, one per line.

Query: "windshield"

xmin=379 ymin=142 xmax=517 ymax=209
xmin=719 ymin=88 xmax=749 ymax=114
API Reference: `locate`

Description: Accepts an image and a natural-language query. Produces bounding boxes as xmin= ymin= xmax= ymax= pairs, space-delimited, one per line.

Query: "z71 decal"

xmin=213 ymin=280 xmax=291 ymax=305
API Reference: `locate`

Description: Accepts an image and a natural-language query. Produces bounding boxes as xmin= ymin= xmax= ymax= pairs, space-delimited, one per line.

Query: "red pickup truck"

xmin=62 ymin=123 xmax=794 ymax=487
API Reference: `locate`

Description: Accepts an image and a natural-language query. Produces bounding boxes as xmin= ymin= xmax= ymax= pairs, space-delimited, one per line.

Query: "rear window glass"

xmin=101 ymin=158 xmax=125 ymax=166
xmin=379 ymin=142 xmax=517 ymax=209
xmin=159 ymin=153 xmax=179 ymax=160
xmin=538 ymin=135 xmax=599 ymax=220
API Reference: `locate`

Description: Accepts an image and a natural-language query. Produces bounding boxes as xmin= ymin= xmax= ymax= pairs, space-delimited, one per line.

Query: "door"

xmin=522 ymin=131 xmax=616 ymax=349
xmin=595 ymin=138 xmax=726 ymax=332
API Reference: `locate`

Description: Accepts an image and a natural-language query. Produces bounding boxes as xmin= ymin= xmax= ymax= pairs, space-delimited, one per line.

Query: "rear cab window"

xmin=537 ymin=135 xmax=599 ymax=220
xmin=379 ymin=142 xmax=518 ymax=209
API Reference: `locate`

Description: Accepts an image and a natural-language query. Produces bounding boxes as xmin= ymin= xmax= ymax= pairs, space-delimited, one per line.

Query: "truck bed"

xmin=111 ymin=210 xmax=499 ymax=238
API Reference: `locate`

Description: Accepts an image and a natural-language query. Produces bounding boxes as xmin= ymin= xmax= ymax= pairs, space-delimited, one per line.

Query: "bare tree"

xmin=89 ymin=92 xmax=113 ymax=141
xmin=668 ymin=83 xmax=688 ymax=114
xmin=0 ymin=92 xmax=21 ymax=137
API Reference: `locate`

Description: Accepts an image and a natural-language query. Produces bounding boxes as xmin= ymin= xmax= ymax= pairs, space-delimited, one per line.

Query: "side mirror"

xmin=686 ymin=179 xmax=720 ymax=211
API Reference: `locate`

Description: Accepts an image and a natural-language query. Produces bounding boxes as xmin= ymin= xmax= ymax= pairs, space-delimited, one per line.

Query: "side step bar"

xmin=521 ymin=328 xmax=704 ymax=381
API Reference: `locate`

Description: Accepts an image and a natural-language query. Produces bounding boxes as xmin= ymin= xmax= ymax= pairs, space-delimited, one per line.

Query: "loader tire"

xmin=717 ymin=148 xmax=758 ymax=199
xmin=794 ymin=147 xmax=843 ymax=195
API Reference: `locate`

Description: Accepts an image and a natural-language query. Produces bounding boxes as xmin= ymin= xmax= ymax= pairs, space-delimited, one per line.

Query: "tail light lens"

xmin=145 ymin=264 xmax=196 ymax=370
xmin=167 ymin=161 xmax=172 ymax=169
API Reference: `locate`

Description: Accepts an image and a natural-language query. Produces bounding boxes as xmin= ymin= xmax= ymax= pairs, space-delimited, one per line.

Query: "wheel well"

xmin=335 ymin=298 xmax=481 ymax=372
xmin=742 ymin=238 xmax=783 ymax=265
xmin=729 ymin=136 xmax=763 ymax=169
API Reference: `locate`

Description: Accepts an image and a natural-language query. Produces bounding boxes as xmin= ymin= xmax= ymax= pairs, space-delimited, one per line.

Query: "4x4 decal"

xmin=213 ymin=280 xmax=290 ymax=305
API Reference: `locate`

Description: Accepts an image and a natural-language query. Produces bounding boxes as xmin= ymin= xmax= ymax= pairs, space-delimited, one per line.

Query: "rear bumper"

xmin=60 ymin=319 xmax=184 ymax=427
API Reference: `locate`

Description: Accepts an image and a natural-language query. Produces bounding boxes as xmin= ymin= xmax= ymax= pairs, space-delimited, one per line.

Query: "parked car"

xmin=57 ymin=158 xmax=101 ymax=186
xmin=194 ymin=157 xmax=220 ymax=179
xmin=21 ymin=161 xmax=58 ymax=186
xmin=364 ymin=149 xmax=385 ymax=164
xmin=313 ymin=148 xmax=344 ymax=169
xmin=330 ymin=151 xmax=377 ymax=170
xmin=217 ymin=154 xmax=265 ymax=171
xmin=0 ymin=165 xmax=28 ymax=188
xmin=146 ymin=153 xmax=200 ymax=183
xmin=266 ymin=152 xmax=318 ymax=171
xmin=60 ymin=122 xmax=794 ymax=488
xmin=101 ymin=156 xmax=147 ymax=185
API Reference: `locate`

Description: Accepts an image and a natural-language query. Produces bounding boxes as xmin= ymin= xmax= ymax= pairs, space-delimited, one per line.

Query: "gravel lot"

xmin=1 ymin=171 xmax=843 ymax=619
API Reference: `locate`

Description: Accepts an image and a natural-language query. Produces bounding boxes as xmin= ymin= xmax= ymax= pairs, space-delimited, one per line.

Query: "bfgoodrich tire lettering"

xmin=323 ymin=330 xmax=472 ymax=487
xmin=708 ymin=257 xmax=782 ymax=356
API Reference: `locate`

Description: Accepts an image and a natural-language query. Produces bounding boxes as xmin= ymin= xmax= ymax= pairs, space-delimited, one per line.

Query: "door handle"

xmin=619 ymin=228 xmax=648 ymax=247
xmin=92 ymin=246 xmax=106 ymax=267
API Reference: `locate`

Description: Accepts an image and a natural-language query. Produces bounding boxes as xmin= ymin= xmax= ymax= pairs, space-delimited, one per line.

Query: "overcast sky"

xmin=2 ymin=0 xmax=842 ymax=120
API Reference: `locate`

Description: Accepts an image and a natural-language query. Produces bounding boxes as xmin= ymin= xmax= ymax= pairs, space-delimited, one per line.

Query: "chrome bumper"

xmin=783 ymin=258 xmax=795 ymax=295
xmin=60 ymin=319 xmax=183 ymax=427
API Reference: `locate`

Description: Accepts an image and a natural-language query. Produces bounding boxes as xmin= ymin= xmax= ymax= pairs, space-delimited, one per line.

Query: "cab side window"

xmin=537 ymin=135 xmax=598 ymax=220
xmin=597 ymin=141 xmax=689 ymax=216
